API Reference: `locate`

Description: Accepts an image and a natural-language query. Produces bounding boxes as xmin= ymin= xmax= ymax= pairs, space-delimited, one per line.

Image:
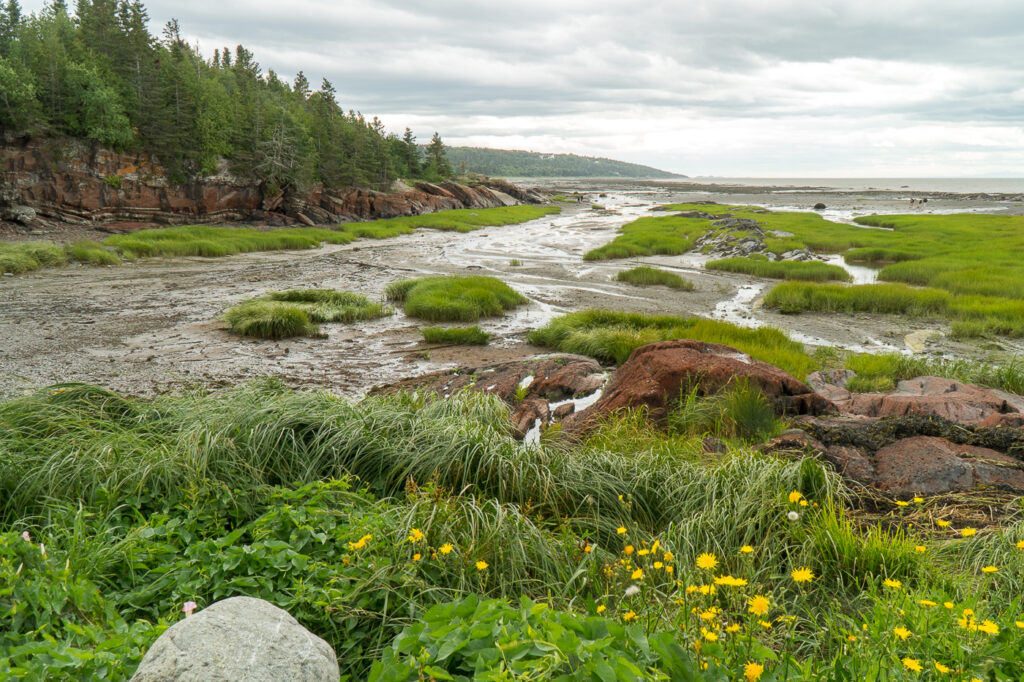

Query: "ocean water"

xmin=682 ymin=178 xmax=1024 ymax=194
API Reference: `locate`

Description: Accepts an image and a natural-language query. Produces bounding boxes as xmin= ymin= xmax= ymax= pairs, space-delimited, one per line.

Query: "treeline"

xmin=0 ymin=0 xmax=453 ymax=191
xmin=443 ymin=146 xmax=685 ymax=179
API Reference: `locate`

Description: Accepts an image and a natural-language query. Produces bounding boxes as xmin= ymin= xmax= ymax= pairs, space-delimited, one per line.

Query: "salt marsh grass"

xmin=615 ymin=265 xmax=695 ymax=289
xmin=386 ymin=275 xmax=528 ymax=322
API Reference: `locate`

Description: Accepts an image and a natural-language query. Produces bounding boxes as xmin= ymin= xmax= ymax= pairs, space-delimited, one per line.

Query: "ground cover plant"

xmin=706 ymin=257 xmax=851 ymax=282
xmin=339 ymin=205 xmax=559 ymax=239
xmin=421 ymin=325 xmax=491 ymax=345
xmin=386 ymin=275 xmax=528 ymax=322
xmin=222 ymin=289 xmax=393 ymax=339
xmin=2 ymin=381 xmax=1023 ymax=679
xmin=615 ymin=265 xmax=695 ymax=290
xmin=528 ymin=309 xmax=817 ymax=379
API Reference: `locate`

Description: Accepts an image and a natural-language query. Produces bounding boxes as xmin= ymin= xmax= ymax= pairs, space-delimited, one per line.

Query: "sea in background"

xmin=682 ymin=178 xmax=1024 ymax=194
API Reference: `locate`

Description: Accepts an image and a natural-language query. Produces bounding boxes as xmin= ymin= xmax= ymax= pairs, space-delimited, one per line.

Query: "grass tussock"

xmin=527 ymin=309 xmax=817 ymax=379
xmin=421 ymin=326 xmax=491 ymax=345
xmin=583 ymin=214 xmax=711 ymax=261
xmin=615 ymin=265 xmax=695 ymax=290
xmin=104 ymin=225 xmax=357 ymax=259
xmin=340 ymin=205 xmax=559 ymax=239
xmin=66 ymin=239 xmax=122 ymax=266
xmin=223 ymin=289 xmax=393 ymax=339
xmin=0 ymin=240 xmax=67 ymax=274
xmin=386 ymin=275 xmax=528 ymax=322
xmin=706 ymin=257 xmax=851 ymax=282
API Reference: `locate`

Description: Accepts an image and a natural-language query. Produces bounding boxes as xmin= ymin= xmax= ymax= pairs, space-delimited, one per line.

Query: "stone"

xmin=833 ymin=376 xmax=1019 ymax=426
xmin=564 ymin=339 xmax=834 ymax=432
xmin=511 ymin=398 xmax=550 ymax=440
xmin=129 ymin=596 xmax=338 ymax=682
xmin=872 ymin=436 xmax=1024 ymax=496
xmin=552 ymin=402 xmax=576 ymax=420
xmin=813 ymin=203 xmax=826 ymax=210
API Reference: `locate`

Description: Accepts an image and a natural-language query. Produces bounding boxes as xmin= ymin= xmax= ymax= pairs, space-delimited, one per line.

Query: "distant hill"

xmin=441 ymin=147 xmax=686 ymax=179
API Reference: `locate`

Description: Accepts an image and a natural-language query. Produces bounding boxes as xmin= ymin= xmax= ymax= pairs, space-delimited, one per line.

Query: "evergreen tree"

xmin=424 ymin=131 xmax=452 ymax=179
xmin=401 ymin=127 xmax=420 ymax=177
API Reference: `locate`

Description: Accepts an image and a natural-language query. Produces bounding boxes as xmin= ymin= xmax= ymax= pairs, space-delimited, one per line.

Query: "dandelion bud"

xmin=787 ymin=511 xmax=799 ymax=521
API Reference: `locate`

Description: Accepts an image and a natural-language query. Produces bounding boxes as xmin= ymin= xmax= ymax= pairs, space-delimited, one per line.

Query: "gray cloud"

xmin=18 ymin=0 xmax=1024 ymax=175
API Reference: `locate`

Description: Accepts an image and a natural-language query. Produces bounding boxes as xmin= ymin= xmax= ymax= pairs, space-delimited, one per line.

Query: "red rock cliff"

xmin=0 ymin=136 xmax=546 ymax=231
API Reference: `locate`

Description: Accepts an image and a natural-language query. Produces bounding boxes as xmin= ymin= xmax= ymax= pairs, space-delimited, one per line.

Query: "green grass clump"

xmin=386 ymin=275 xmax=528 ymax=322
xmin=105 ymin=225 xmax=357 ymax=259
xmin=421 ymin=326 xmax=491 ymax=345
xmin=668 ymin=382 xmax=783 ymax=443
xmin=0 ymin=240 xmax=67 ymax=274
xmin=340 ymin=205 xmax=559 ymax=238
xmin=615 ymin=265 xmax=695 ymax=290
xmin=223 ymin=289 xmax=393 ymax=338
xmin=583 ymin=214 xmax=711 ymax=261
xmin=764 ymin=282 xmax=952 ymax=316
xmin=527 ymin=309 xmax=816 ymax=379
xmin=843 ymin=351 xmax=1024 ymax=395
xmin=66 ymin=239 xmax=122 ymax=265
xmin=706 ymin=257 xmax=851 ymax=282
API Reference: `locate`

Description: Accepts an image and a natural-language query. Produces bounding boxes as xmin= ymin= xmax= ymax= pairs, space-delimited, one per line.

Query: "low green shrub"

xmin=386 ymin=275 xmax=528 ymax=322
xmin=615 ymin=265 xmax=695 ymax=290
xmin=421 ymin=326 xmax=491 ymax=345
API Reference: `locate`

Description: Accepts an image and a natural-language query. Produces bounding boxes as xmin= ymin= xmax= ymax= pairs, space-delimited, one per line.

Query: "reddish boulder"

xmin=834 ymin=376 xmax=1020 ymax=426
xmin=872 ymin=436 xmax=1024 ymax=496
xmin=564 ymin=339 xmax=833 ymax=431
xmin=511 ymin=398 xmax=550 ymax=440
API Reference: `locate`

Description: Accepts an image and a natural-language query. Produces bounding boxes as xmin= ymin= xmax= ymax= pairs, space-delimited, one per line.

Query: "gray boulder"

xmin=130 ymin=596 xmax=338 ymax=682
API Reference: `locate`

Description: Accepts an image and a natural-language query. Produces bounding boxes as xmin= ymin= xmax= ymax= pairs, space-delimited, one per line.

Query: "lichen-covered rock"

xmin=129 ymin=596 xmax=338 ymax=682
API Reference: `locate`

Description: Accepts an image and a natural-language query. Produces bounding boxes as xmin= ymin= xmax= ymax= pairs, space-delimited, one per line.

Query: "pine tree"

xmin=425 ymin=131 xmax=452 ymax=179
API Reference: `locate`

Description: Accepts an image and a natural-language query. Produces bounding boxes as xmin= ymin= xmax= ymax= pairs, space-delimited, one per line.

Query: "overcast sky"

xmin=22 ymin=0 xmax=1024 ymax=176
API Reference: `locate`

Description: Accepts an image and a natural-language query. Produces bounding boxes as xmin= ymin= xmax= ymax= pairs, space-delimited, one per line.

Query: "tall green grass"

xmin=0 ymin=240 xmax=67 ymax=273
xmin=223 ymin=289 xmax=393 ymax=338
xmin=386 ymin=275 xmax=528 ymax=322
xmin=706 ymin=257 xmax=851 ymax=282
xmin=340 ymin=205 xmax=559 ymax=238
xmin=527 ymin=309 xmax=817 ymax=379
xmin=583 ymin=214 xmax=711 ymax=261
xmin=104 ymin=225 xmax=357 ymax=259
xmin=615 ymin=265 xmax=695 ymax=290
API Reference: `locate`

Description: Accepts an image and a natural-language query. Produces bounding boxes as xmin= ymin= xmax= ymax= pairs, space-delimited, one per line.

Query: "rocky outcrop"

xmin=828 ymin=376 xmax=1023 ymax=426
xmin=692 ymin=216 xmax=817 ymax=262
xmin=129 ymin=596 xmax=338 ymax=682
xmin=0 ymin=136 xmax=544 ymax=232
xmin=564 ymin=339 xmax=834 ymax=432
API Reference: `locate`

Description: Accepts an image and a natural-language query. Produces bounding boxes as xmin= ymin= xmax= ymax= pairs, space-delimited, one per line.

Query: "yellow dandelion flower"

xmin=583 ymin=545 xmax=593 ymax=553
xmin=977 ymin=620 xmax=999 ymax=635
xmin=943 ymin=601 xmax=954 ymax=609
xmin=631 ymin=568 xmax=643 ymax=580
xmin=699 ymin=584 xmax=716 ymax=595
xmin=596 ymin=605 xmax=606 ymax=614
xmin=740 ymin=545 xmax=754 ymax=554
xmin=654 ymin=561 xmax=664 ymax=569
xmin=791 ymin=567 xmax=814 ymax=583
xmin=914 ymin=545 xmax=927 ymax=553
xmin=726 ymin=623 xmax=741 ymax=633
xmin=617 ymin=526 xmax=627 ymax=535
xmin=665 ymin=566 xmax=674 ymax=574
xmin=663 ymin=551 xmax=674 ymax=561
xmin=412 ymin=553 xmax=421 ymax=561
xmin=933 ymin=662 xmax=950 ymax=674
xmin=918 ymin=600 xmax=937 ymax=607
xmin=1017 ymin=540 xmax=1024 ymax=549
xmin=883 ymin=578 xmax=902 ymax=589
xmin=696 ymin=553 xmax=718 ymax=570
xmin=651 ymin=540 xmax=660 ymax=553
xmin=1016 ymin=621 xmax=1024 ymax=628
xmin=623 ymin=610 xmax=637 ymax=622
xmin=981 ymin=565 xmax=998 ymax=573
xmin=701 ymin=628 xmax=718 ymax=642
xmin=799 ymin=500 xmax=808 ymax=507
xmin=936 ymin=519 xmax=951 ymax=528
xmin=846 ymin=635 xmax=857 ymax=642
xmin=896 ymin=501 xmax=909 ymax=507
xmin=475 ymin=560 xmax=489 ymax=570
xmin=624 ymin=545 xmax=635 ymax=555
xmin=685 ymin=584 xmax=698 ymax=594
xmin=439 ymin=543 xmax=454 ymax=555
xmin=893 ymin=626 xmax=912 ymax=640
xmin=747 ymin=595 xmax=770 ymax=616
xmin=902 ymin=658 xmax=922 ymax=673
xmin=713 ymin=575 xmax=748 ymax=587
xmin=758 ymin=620 xmax=772 ymax=629
xmin=743 ymin=661 xmax=764 ymax=681
xmin=960 ymin=527 xmax=977 ymax=537
xmin=913 ymin=496 xmax=924 ymax=503
xmin=962 ymin=608 xmax=974 ymax=617
xmin=699 ymin=608 xmax=719 ymax=621
xmin=788 ymin=491 xmax=803 ymax=503
xmin=637 ymin=549 xmax=650 ymax=556
xmin=407 ymin=528 xmax=425 ymax=543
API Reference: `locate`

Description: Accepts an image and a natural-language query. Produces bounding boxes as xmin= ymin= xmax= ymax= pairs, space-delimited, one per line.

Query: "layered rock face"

xmin=0 ymin=136 xmax=545 ymax=230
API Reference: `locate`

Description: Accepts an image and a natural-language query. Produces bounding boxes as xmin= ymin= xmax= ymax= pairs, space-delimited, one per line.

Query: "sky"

xmin=21 ymin=0 xmax=1024 ymax=176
